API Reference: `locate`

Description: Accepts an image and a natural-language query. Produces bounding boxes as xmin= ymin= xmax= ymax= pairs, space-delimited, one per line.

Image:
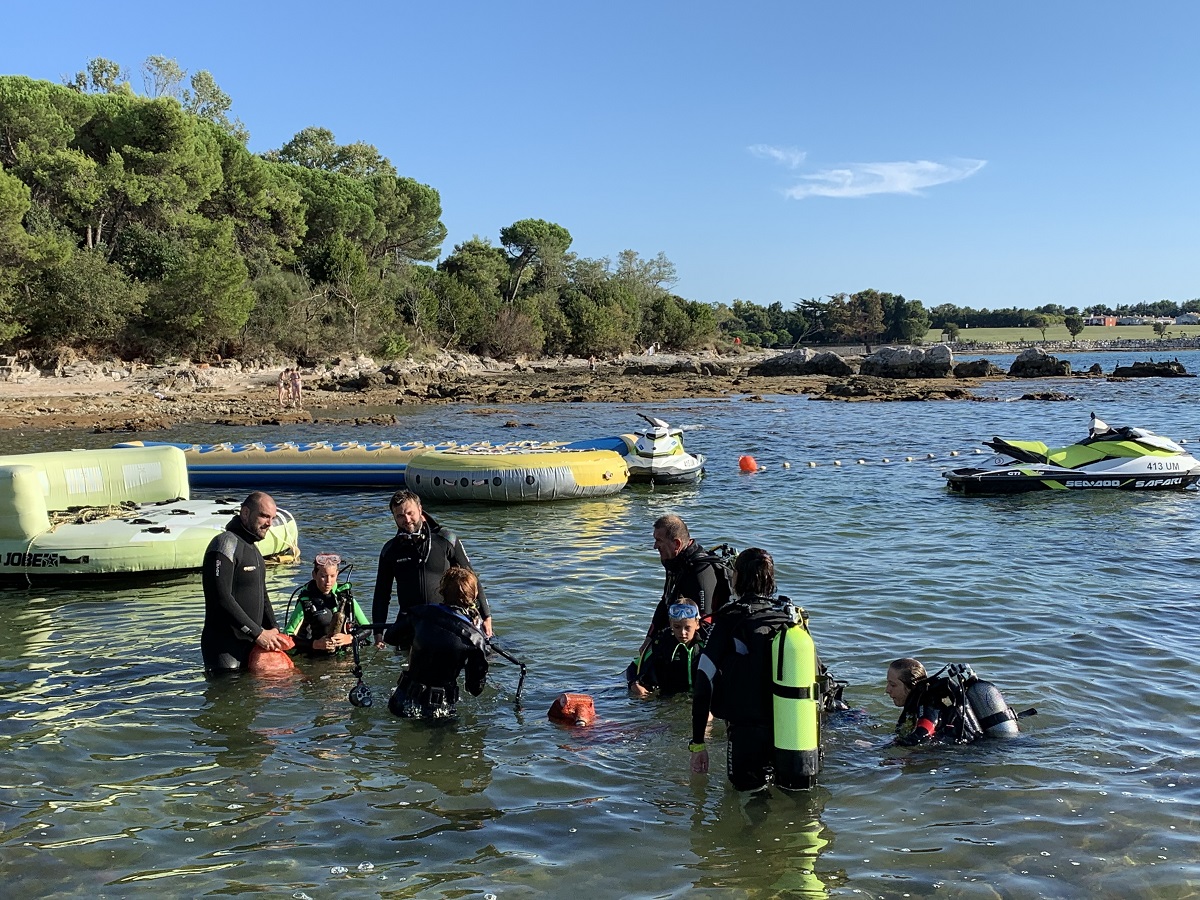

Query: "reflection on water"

xmin=4 ymin=372 xmax=1200 ymax=895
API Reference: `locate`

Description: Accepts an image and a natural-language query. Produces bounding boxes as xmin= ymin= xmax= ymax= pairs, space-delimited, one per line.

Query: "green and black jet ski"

xmin=944 ymin=414 xmax=1200 ymax=495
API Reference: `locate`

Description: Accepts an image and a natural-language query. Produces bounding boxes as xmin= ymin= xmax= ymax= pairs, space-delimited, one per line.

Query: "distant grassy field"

xmin=922 ymin=324 xmax=1200 ymax=344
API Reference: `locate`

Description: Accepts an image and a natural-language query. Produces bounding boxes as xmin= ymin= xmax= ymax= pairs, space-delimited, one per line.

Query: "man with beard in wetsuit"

xmin=372 ymin=490 xmax=493 ymax=649
xmin=201 ymin=491 xmax=286 ymax=674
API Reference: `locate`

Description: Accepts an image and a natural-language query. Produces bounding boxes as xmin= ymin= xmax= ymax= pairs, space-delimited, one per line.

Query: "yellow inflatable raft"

xmin=405 ymin=447 xmax=629 ymax=502
xmin=0 ymin=446 xmax=299 ymax=578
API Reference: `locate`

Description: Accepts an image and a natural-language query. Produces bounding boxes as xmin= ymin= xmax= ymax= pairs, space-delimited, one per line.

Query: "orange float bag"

xmin=548 ymin=692 xmax=595 ymax=726
xmin=247 ymin=634 xmax=296 ymax=674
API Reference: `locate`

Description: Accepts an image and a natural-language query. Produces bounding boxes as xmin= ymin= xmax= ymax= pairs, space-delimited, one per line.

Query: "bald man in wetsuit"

xmin=201 ymin=491 xmax=286 ymax=673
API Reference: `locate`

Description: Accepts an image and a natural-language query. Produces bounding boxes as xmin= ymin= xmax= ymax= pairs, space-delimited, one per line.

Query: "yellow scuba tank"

xmin=771 ymin=602 xmax=821 ymax=790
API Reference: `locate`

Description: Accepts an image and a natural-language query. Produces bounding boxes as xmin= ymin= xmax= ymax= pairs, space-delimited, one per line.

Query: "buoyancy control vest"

xmin=708 ymin=597 xmax=825 ymax=789
xmin=896 ymin=663 xmax=1019 ymax=745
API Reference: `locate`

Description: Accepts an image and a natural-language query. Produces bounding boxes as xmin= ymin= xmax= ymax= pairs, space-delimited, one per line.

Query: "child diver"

xmin=628 ymin=600 xmax=711 ymax=697
xmin=283 ymin=553 xmax=370 ymax=654
xmin=388 ymin=566 xmax=489 ymax=719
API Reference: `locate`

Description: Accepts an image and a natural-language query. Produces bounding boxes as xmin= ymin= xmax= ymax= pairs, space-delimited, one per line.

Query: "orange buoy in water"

xmin=548 ymin=692 xmax=595 ymax=726
xmin=247 ymin=633 xmax=296 ymax=674
xmin=739 ymin=455 xmax=759 ymax=473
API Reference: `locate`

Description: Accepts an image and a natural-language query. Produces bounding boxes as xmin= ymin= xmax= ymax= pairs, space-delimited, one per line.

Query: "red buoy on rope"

xmin=739 ymin=455 xmax=759 ymax=473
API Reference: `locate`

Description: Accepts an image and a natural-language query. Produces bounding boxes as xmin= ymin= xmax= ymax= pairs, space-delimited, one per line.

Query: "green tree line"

xmin=929 ymin=298 xmax=1200 ymax=334
xmin=0 ymin=58 xmax=935 ymax=363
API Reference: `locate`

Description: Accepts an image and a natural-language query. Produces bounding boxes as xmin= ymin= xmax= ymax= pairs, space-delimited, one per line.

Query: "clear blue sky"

xmin=5 ymin=2 xmax=1199 ymax=312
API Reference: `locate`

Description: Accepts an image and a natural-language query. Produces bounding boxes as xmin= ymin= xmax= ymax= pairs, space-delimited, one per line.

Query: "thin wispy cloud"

xmin=782 ymin=158 xmax=986 ymax=199
xmin=748 ymin=144 xmax=808 ymax=169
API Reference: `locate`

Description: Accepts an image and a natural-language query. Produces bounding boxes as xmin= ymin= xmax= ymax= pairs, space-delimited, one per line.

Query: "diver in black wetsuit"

xmin=388 ymin=566 xmax=489 ymax=719
xmin=649 ymin=515 xmax=722 ymax=628
xmin=629 ymin=601 xmax=711 ymax=696
xmin=372 ymin=490 xmax=493 ymax=649
xmin=201 ymin=491 xmax=286 ymax=673
xmin=691 ymin=548 xmax=814 ymax=792
xmin=887 ymin=657 xmax=1021 ymax=746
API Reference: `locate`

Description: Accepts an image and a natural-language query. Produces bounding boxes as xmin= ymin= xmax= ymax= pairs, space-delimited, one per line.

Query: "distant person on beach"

xmin=282 ymin=553 xmax=369 ymax=655
xmin=589 ymin=355 xmax=597 ymax=373
xmin=372 ymin=490 xmax=494 ymax=650
xmin=277 ymin=369 xmax=291 ymax=407
xmin=289 ymin=368 xmax=302 ymax=408
xmin=201 ymin=491 xmax=285 ymax=674
xmin=388 ymin=566 xmax=489 ymax=718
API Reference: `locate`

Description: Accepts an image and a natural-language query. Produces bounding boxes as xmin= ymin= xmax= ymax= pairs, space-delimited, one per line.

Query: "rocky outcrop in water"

xmin=816 ymin=375 xmax=972 ymax=401
xmin=1020 ymin=391 xmax=1076 ymax=401
xmin=747 ymin=348 xmax=854 ymax=376
xmin=1008 ymin=347 xmax=1071 ymax=377
xmin=1109 ymin=360 xmax=1193 ymax=378
xmin=953 ymin=358 xmax=1006 ymax=378
xmin=859 ymin=345 xmax=953 ymax=378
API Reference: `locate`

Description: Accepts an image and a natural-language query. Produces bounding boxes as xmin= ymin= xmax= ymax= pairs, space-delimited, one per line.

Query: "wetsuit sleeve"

xmin=635 ymin=640 xmax=660 ymax=690
xmin=649 ymin=598 xmax=668 ymax=635
xmin=204 ymin=544 xmax=263 ymax=640
xmin=690 ymin=617 xmax=731 ymax=745
xmin=351 ymin=598 xmax=370 ymax=626
xmin=450 ymin=537 xmax=491 ymax=621
xmin=894 ymin=704 xmax=939 ymax=746
xmin=282 ymin=600 xmax=304 ymax=636
xmin=691 ymin=670 xmax=713 ymax=746
xmin=692 ymin=564 xmax=720 ymax=617
xmin=371 ymin=541 xmax=396 ymax=634
xmin=465 ymin=637 xmax=488 ymax=696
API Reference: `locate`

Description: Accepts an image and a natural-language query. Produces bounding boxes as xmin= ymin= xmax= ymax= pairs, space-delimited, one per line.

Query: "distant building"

xmin=1116 ymin=316 xmax=1146 ymax=325
xmin=1175 ymin=312 xmax=1200 ymax=324
xmin=1085 ymin=315 xmax=1117 ymax=326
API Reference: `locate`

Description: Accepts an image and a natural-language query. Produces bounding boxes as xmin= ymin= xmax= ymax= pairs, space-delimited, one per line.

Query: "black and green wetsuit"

xmin=283 ymin=581 xmax=369 ymax=654
xmin=629 ymin=623 xmax=711 ymax=695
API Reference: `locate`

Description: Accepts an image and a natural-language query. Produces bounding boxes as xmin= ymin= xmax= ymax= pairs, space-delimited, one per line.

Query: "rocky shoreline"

xmin=0 ymin=345 xmax=1187 ymax=434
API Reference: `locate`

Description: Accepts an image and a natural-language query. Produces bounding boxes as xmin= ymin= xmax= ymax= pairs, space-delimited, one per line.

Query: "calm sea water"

xmin=3 ymin=353 xmax=1200 ymax=898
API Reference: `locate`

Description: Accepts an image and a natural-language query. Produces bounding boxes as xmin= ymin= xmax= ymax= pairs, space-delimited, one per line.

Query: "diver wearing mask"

xmin=372 ymin=490 xmax=493 ymax=649
xmin=283 ymin=553 xmax=370 ymax=654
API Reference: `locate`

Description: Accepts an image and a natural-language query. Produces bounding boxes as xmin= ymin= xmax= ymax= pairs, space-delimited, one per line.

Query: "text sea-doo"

xmin=567 ymin=414 xmax=705 ymax=485
xmin=943 ymin=414 xmax=1200 ymax=495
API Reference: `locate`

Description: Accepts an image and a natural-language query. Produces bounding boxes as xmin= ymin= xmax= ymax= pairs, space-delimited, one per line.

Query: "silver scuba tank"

xmin=962 ymin=669 xmax=1019 ymax=737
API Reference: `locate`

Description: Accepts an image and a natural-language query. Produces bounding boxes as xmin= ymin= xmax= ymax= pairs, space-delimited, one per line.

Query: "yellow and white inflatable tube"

xmin=0 ymin=445 xmax=299 ymax=578
xmin=405 ymin=447 xmax=629 ymax=502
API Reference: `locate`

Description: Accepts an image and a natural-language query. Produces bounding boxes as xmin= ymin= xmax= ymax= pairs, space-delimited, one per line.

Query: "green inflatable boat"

xmin=0 ymin=445 xmax=299 ymax=579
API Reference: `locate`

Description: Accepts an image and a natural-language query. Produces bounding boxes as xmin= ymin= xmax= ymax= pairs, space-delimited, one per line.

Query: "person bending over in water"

xmin=628 ymin=600 xmax=710 ymax=697
xmin=283 ymin=553 xmax=369 ymax=655
xmin=388 ymin=566 xmax=489 ymax=719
